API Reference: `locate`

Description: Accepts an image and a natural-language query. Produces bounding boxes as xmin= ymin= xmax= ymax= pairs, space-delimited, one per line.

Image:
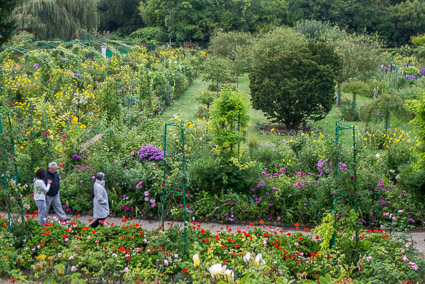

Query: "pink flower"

xmin=130 ymin=152 xmax=135 ymax=156
xmin=62 ymin=135 xmax=67 ymax=139
xmin=382 ymin=212 xmax=386 ymax=217
xmin=81 ymin=167 xmax=85 ymax=171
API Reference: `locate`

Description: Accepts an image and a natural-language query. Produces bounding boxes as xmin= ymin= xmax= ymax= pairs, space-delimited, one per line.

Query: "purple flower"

xmin=419 ymin=68 xmax=425 ymax=76
xmin=137 ymin=145 xmax=164 ymax=161
xmin=33 ymin=64 xmax=39 ymax=70
xmin=74 ymin=73 xmax=81 ymax=78
xmin=405 ymin=74 xmax=417 ymax=80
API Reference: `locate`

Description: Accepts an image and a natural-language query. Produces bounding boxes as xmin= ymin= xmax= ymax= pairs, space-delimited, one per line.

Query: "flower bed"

xmin=1 ymin=214 xmax=424 ymax=283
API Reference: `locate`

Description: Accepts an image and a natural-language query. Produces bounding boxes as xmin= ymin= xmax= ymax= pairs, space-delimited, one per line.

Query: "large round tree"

xmin=249 ymin=27 xmax=341 ymax=128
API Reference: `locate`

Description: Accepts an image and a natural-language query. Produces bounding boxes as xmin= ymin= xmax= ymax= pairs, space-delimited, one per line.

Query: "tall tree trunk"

xmin=385 ymin=113 xmax=390 ymax=130
xmin=337 ymin=81 xmax=342 ymax=106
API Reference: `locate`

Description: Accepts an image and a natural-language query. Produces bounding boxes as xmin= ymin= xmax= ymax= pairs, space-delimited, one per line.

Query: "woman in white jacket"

xmin=33 ymin=168 xmax=52 ymax=225
xmin=90 ymin=172 xmax=109 ymax=228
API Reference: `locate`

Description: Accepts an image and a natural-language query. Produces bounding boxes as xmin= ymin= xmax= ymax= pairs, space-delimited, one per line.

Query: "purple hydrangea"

xmin=137 ymin=144 xmax=164 ymax=161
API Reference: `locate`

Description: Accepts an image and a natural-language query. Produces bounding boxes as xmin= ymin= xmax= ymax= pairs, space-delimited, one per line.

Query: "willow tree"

xmin=12 ymin=0 xmax=99 ymax=41
xmin=1 ymin=0 xmax=17 ymax=46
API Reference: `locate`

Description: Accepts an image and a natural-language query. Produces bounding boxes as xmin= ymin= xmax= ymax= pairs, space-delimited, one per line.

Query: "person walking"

xmin=90 ymin=172 xmax=109 ymax=228
xmin=33 ymin=168 xmax=52 ymax=225
xmin=45 ymin=162 xmax=68 ymax=222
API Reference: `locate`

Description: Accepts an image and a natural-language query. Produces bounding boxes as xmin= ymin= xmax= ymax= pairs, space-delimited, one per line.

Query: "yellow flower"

xmin=37 ymin=254 xmax=47 ymax=260
xmin=271 ymin=128 xmax=275 ymax=132
xmin=72 ymin=117 xmax=79 ymax=123
xmin=80 ymin=124 xmax=86 ymax=129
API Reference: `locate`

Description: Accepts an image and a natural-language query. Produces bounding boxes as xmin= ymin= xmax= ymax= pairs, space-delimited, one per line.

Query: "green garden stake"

xmin=30 ymin=100 xmax=33 ymax=141
xmin=161 ymin=122 xmax=188 ymax=251
xmin=0 ymin=117 xmax=13 ymax=233
xmin=333 ymin=122 xmax=359 ymax=259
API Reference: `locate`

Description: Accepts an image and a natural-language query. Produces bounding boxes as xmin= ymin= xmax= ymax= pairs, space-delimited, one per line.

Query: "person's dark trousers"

xmin=90 ymin=218 xmax=106 ymax=228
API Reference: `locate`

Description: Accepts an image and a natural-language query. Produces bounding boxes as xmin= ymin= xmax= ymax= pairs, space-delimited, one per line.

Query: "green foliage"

xmin=362 ymin=94 xmax=410 ymax=129
xmin=129 ymin=27 xmax=168 ymax=43
xmin=210 ymin=86 xmax=250 ymax=155
xmin=411 ymin=33 xmax=425 ymax=46
xmin=12 ymin=0 xmax=99 ymax=41
xmin=390 ymin=0 xmax=425 ymax=46
xmin=0 ymin=0 xmax=17 ymax=47
xmin=202 ymin=56 xmax=232 ymax=96
xmin=250 ymin=28 xmax=340 ymax=128
xmin=341 ymin=80 xmax=372 ymax=110
xmin=209 ymin=31 xmax=254 ymax=87
xmin=98 ymin=0 xmax=143 ymax=35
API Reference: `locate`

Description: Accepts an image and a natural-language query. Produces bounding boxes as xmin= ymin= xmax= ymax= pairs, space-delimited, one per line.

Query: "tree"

xmin=249 ymin=28 xmax=341 ymax=128
xmin=297 ymin=21 xmax=382 ymax=106
xmin=390 ymin=0 xmax=425 ymax=46
xmin=210 ymin=85 xmax=250 ymax=155
xmin=209 ymin=31 xmax=253 ymax=88
xmin=0 ymin=0 xmax=17 ymax=46
xmin=164 ymin=0 xmax=215 ymax=42
xmin=99 ymin=0 xmax=144 ymax=35
xmin=12 ymin=0 xmax=99 ymax=41
xmin=202 ymin=56 xmax=232 ymax=97
xmin=363 ymin=94 xmax=410 ymax=129
xmin=341 ymin=80 xmax=371 ymax=110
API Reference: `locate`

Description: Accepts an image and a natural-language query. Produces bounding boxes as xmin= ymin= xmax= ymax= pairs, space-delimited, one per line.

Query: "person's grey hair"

xmin=96 ymin=172 xmax=105 ymax=181
xmin=48 ymin=162 xmax=57 ymax=169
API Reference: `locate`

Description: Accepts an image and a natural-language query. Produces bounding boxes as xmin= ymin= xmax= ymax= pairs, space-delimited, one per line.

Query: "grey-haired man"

xmin=45 ymin=162 xmax=68 ymax=222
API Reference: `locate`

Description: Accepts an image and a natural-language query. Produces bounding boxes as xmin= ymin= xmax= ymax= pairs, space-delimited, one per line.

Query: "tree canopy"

xmin=249 ymin=28 xmax=341 ymax=128
xmin=12 ymin=0 xmax=99 ymax=41
xmin=0 ymin=0 xmax=17 ymax=46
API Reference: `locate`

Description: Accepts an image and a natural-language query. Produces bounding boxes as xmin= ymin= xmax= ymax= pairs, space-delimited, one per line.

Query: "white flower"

xmin=209 ymin=263 xmax=227 ymax=278
xmin=124 ymin=267 xmax=130 ymax=273
xmin=243 ymin=252 xmax=251 ymax=262
xmin=193 ymin=254 xmax=200 ymax=267
xmin=254 ymin=254 xmax=265 ymax=266
xmin=224 ymin=269 xmax=234 ymax=279
xmin=366 ymin=256 xmax=372 ymax=262
xmin=376 ymin=153 xmax=381 ymax=159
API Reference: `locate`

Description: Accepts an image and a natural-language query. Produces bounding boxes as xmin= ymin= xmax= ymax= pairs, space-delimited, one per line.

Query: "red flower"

xmin=120 ymin=236 xmax=124 ymax=240
xmin=315 ymin=236 xmax=320 ymax=239
xmin=88 ymin=218 xmax=93 ymax=222
xmin=263 ymin=232 xmax=268 ymax=237
xmin=62 ymin=234 xmax=67 ymax=238
xmin=120 ymin=247 xmax=125 ymax=252
xmin=104 ymin=245 xmax=107 ymax=248
xmin=91 ymin=230 xmax=95 ymax=234
xmin=200 ymin=229 xmax=205 ymax=234
xmin=234 ymin=244 xmax=239 ymax=248
xmin=222 ymin=260 xmax=227 ymax=263
xmin=294 ymin=223 xmax=299 ymax=227
xmin=315 ymin=274 xmax=319 ymax=278
xmin=298 ymin=237 xmax=303 ymax=241
xmin=126 ymin=256 xmax=131 ymax=260
xmin=139 ymin=231 xmax=144 ymax=236
xmin=125 ymin=249 xmax=130 ymax=253
xmin=181 ymin=269 xmax=188 ymax=273
xmin=350 ymin=176 xmax=354 ymax=180
xmin=304 ymin=228 xmax=308 ymax=231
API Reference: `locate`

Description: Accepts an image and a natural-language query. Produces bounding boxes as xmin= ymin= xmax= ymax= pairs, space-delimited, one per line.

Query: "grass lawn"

xmin=161 ymin=74 xmax=414 ymax=148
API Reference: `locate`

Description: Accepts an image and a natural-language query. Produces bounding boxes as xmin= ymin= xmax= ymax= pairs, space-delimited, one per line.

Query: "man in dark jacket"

xmin=45 ymin=162 xmax=68 ymax=222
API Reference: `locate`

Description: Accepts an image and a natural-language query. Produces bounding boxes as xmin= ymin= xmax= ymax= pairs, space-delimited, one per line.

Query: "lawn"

xmin=161 ymin=74 xmax=414 ymax=148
